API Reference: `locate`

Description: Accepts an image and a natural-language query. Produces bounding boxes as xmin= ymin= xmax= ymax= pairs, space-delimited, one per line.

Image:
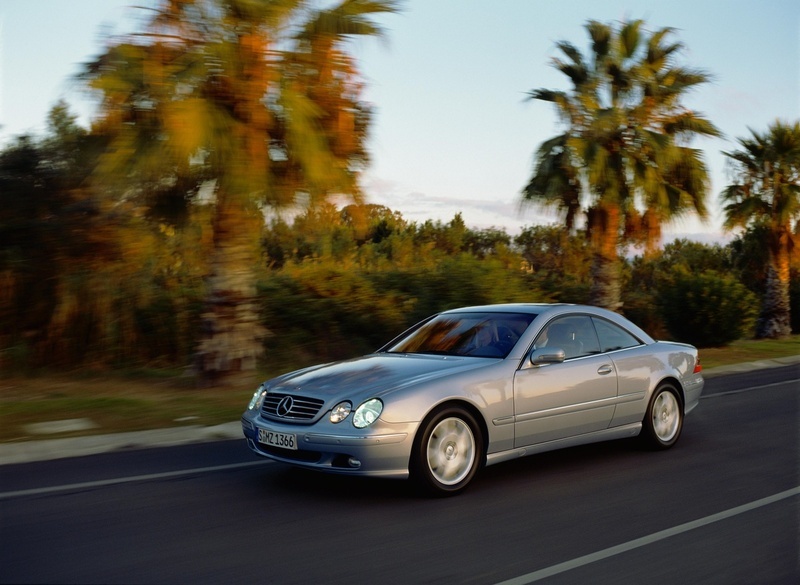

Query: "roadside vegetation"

xmin=1 ymin=333 xmax=797 ymax=443
xmin=1 ymin=4 xmax=799 ymax=417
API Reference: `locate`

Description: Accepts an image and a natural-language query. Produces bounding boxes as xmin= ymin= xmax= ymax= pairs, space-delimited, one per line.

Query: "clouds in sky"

xmin=1 ymin=0 xmax=797 ymax=243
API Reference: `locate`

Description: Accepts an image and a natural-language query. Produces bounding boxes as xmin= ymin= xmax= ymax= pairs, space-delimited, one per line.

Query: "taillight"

xmin=693 ymin=356 xmax=702 ymax=374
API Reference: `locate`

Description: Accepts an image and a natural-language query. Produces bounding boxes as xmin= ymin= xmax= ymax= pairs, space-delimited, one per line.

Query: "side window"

xmin=534 ymin=316 xmax=601 ymax=359
xmin=592 ymin=318 xmax=641 ymax=352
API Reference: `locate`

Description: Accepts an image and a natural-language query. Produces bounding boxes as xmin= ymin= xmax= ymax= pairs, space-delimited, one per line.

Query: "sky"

xmin=1 ymin=0 xmax=799 ymax=243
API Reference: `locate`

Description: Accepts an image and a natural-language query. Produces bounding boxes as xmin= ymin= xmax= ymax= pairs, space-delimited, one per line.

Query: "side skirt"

xmin=485 ymin=422 xmax=642 ymax=468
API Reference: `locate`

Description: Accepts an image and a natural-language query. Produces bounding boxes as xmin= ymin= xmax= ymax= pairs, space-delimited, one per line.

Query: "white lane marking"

xmin=0 ymin=460 xmax=272 ymax=500
xmin=494 ymin=486 xmax=800 ymax=585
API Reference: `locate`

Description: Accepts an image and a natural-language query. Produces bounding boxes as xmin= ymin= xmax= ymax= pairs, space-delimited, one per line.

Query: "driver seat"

xmin=547 ymin=323 xmax=583 ymax=359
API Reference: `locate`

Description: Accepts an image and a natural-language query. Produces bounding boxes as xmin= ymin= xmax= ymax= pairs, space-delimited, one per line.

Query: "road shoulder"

xmin=2 ymin=356 xmax=798 ymax=466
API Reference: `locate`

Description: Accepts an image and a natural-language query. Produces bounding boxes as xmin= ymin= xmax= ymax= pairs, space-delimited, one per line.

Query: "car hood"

xmin=268 ymin=353 xmax=492 ymax=399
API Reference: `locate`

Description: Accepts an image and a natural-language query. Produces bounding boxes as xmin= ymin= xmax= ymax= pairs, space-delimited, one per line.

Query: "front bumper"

xmin=241 ymin=412 xmax=415 ymax=479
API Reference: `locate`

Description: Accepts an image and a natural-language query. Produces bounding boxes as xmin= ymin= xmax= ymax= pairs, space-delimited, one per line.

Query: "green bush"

xmin=257 ymin=260 xmax=414 ymax=373
xmin=257 ymin=254 xmax=543 ymax=374
xmin=622 ymin=288 xmax=668 ymax=340
xmin=623 ymin=240 xmax=738 ymax=341
xmin=408 ymin=254 xmax=541 ymax=315
xmin=657 ymin=269 xmax=758 ymax=347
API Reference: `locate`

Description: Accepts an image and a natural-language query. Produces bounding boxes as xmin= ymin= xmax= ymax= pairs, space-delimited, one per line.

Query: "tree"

xmin=464 ymin=226 xmax=512 ymax=259
xmin=0 ymin=134 xmax=67 ymax=356
xmin=340 ymin=203 xmax=406 ymax=244
xmin=82 ymin=0 xmax=397 ymax=384
xmin=721 ymin=120 xmax=800 ymax=338
xmin=522 ymin=19 xmax=720 ymax=310
xmin=514 ymin=225 xmax=592 ymax=303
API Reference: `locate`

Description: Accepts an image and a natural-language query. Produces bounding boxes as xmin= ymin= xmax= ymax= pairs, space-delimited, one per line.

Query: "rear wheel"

xmin=641 ymin=384 xmax=683 ymax=449
xmin=411 ymin=406 xmax=483 ymax=496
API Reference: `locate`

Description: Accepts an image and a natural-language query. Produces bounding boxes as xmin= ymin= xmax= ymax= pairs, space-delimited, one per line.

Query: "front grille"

xmin=261 ymin=392 xmax=325 ymax=421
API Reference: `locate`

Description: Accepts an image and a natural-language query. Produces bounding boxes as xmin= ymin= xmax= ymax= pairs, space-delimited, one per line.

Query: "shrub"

xmin=657 ymin=269 xmax=758 ymax=347
xmin=257 ymin=261 xmax=411 ymax=373
xmin=257 ymin=254 xmax=543 ymax=373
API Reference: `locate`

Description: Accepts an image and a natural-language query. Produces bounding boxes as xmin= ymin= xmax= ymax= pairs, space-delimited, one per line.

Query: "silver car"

xmin=242 ymin=303 xmax=704 ymax=495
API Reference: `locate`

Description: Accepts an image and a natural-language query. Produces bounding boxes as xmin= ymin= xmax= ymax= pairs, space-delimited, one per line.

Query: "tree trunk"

xmin=755 ymin=234 xmax=792 ymax=339
xmin=588 ymin=204 xmax=623 ymax=311
xmin=194 ymin=194 xmax=266 ymax=387
xmin=642 ymin=208 xmax=662 ymax=259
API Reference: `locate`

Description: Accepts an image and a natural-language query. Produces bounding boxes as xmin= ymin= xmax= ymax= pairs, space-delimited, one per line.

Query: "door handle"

xmin=597 ymin=364 xmax=613 ymax=375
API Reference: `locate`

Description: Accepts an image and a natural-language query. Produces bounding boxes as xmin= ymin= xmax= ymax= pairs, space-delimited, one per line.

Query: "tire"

xmin=411 ymin=406 xmax=483 ymax=496
xmin=641 ymin=384 xmax=684 ymax=449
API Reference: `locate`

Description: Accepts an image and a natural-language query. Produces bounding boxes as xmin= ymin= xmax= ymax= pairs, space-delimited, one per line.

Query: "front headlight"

xmin=248 ymin=384 xmax=267 ymax=410
xmin=353 ymin=398 xmax=383 ymax=429
xmin=330 ymin=401 xmax=352 ymax=423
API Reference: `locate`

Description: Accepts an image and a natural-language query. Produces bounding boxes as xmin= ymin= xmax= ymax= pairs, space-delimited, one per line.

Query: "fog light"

xmin=347 ymin=457 xmax=361 ymax=469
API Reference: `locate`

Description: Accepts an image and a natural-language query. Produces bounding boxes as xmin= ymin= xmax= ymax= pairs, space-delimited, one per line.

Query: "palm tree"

xmin=523 ymin=19 xmax=720 ymax=310
xmin=721 ymin=120 xmax=800 ymax=338
xmin=82 ymin=0 xmax=397 ymax=384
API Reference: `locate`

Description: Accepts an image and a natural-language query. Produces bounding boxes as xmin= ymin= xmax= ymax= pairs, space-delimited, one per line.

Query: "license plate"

xmin=258 ymin=428 xmax=297 ymax=451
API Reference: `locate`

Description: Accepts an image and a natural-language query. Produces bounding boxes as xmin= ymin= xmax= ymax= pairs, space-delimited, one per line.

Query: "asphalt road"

xmin=1 ymin=366 xmax=798 ymax=584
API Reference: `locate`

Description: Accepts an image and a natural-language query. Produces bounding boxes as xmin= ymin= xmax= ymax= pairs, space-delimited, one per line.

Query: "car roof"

xmin=442 ymin=303 xmax=572 ymax=315
xmin=440 ymin=303 xmax=655 ymax=343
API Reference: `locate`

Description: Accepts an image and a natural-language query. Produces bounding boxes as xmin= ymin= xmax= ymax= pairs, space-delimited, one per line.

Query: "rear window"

xmin=592 ymin=318 xmax=642 ymax=352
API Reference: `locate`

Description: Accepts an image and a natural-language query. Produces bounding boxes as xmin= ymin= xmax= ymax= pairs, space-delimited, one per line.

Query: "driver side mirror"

xmin=528 ymin=348 xmax=566 ymax=367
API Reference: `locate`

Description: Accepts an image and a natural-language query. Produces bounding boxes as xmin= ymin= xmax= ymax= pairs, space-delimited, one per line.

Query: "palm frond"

xmin=299 ymin=0 xmax=400 ymax=40
xmin=618 ymin=19 xmax=643 ymax=60
xmin=662 ymin=111 xmax=722 ymax=139
xmin=586 ymin=20 xmax=611 ymax=64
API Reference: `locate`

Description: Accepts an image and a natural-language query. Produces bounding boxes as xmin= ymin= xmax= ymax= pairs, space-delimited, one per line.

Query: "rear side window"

xmin=592 ymin=318 xmax=642 ymax=352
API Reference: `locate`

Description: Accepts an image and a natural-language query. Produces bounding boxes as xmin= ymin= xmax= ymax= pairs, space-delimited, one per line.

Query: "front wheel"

xmin=641 ymin=384 xmax=683 ymax=449
xmin=411 ymin=407 xmax=483 ymax=496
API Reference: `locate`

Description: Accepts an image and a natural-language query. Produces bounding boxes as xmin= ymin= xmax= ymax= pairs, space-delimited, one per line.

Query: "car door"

xmin=590 ymin=316 xmax=651 ymax=427
xmin=512 ymin=315 xmax=618 ymax=447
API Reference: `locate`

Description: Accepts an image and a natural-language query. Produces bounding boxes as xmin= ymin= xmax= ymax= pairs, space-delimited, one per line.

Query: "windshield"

xmin=385 ymin=312 xmax=536 ymax=358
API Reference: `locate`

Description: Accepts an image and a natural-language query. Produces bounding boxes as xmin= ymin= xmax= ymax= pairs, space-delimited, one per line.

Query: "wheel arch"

xmin=415 ymin=398 xmax=489 ymax=465
xmin=655 ymin=376 xmax=685 ymax=411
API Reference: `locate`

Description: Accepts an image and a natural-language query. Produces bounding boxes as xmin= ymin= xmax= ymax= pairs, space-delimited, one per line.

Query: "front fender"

xmin=378 ymin=359 xmax=517 ymax=452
